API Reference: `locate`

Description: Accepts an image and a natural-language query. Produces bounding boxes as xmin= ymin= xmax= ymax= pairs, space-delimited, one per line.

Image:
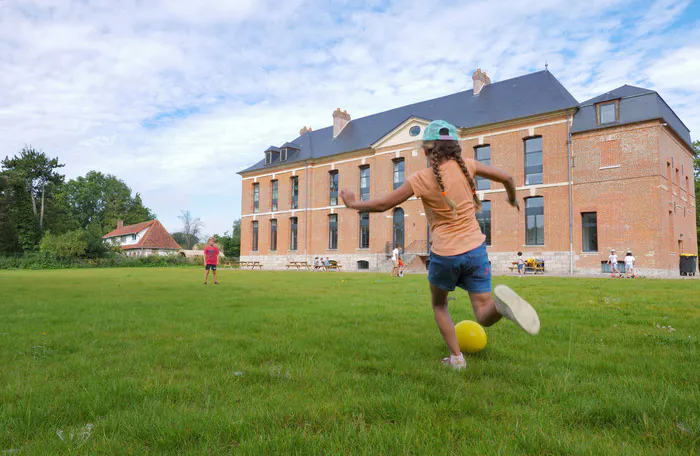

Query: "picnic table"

xmin=509 ymin=261 xmax=545 ymax=275
xmin=313 ymin=261 xmax=343 ymax=271
xmin=286 ymin=261 xmax=311 ymax=270
xmin=239 ymin=261 xmax=263 ymax=269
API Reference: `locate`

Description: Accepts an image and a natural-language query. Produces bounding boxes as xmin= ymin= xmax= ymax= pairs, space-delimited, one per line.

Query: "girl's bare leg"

xmin=468 ymin=292 xmax=503 ymax=327
xmin=429 ymin=283 xmax=461 ymax=357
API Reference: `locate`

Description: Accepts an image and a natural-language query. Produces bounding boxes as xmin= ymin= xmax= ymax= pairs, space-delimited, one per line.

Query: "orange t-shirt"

xmin=407 ymin=159 xmax=485 ymax=257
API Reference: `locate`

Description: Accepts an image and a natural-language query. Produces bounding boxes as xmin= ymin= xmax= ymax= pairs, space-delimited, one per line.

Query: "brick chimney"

xmin=300 ymin=126 xmax=313 ymax=136
xmin=332 ymin=108 xmax=351 ymax=138
xmin=117 ymin=220 xmax=124 ymax=229
xmin=472 ymin=69 xmax=491 ymax=95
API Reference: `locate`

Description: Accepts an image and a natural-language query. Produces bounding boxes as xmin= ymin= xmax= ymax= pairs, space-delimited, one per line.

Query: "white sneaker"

xmin=493 ymin=285 xmax=540 ymax=335
xmin=441 ymin=353 xmax=466 ymax=370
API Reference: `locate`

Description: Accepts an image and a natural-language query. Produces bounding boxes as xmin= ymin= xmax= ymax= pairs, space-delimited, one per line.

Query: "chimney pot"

xmin=300 ymin=126 xmax=309 ymax=135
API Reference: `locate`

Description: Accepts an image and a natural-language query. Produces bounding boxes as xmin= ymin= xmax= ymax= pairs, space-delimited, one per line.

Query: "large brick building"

xmin=238 ymin=70 xmax=696 ymax=276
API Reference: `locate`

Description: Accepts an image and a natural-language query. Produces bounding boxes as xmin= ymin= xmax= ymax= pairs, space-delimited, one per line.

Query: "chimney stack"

xmin=300 ymin=126 xmax=308 ymax=135
xmin=332 ymin=108 xmax=351 ymax=138
xmin=472 ymin=69 xmax=491 ymax=95
xmin=117 ymin=220 xmax=124 ymax=229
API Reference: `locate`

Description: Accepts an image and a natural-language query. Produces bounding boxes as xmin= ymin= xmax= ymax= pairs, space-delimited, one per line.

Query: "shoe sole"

xmin=494 ymin=285 xmax=540 ymax=335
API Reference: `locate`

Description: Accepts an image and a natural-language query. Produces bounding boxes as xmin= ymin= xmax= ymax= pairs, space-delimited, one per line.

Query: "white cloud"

xmin=0 ymin=0 xmax=698 ymax=235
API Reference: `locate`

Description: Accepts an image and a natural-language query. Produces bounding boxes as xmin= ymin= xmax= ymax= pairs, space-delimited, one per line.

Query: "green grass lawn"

xmin=0 ymin=269 xmax=698 ymax=455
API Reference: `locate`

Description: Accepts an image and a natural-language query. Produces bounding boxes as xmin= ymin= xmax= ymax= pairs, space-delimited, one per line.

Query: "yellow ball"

xmin=455 ymin=320 xmax=487 ymax=353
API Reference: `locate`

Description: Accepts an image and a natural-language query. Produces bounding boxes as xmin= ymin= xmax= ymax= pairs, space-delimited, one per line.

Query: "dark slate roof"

xmin=572 ymin=85 xmax=692 ymax=148
xmin=264 ymin=146 xmax=280 ymax=152
xmin=239 ymin=71 xmax=579 ymax=174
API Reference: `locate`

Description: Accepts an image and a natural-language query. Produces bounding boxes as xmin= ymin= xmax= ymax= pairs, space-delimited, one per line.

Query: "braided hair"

xmin=424 ymin=139 xmax=481 ymax=216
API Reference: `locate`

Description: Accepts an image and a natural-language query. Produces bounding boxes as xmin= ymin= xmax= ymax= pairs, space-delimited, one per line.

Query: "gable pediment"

xmin=371 ymin=117 xmax=430 ymax=149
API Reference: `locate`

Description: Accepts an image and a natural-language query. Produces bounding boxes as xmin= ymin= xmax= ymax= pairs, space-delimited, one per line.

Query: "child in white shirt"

xmin=624 ymin=250 xmax=636 ymax=278
xmin=608 ymin=249 xmax=620 ymax=278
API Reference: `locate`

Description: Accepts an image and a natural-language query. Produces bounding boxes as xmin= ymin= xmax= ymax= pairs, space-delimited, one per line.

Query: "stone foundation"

xmin=240 ymin=253 xmax=394 ymax=272
xmin=241 ymin=252 xmax=693 ymax=277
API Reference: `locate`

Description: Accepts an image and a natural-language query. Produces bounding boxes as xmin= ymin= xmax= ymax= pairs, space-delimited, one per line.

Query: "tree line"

xmin=1 ymin=146 xmax=242 ymax=260
xmin=1 ymin=146 xmax=156 ymax=257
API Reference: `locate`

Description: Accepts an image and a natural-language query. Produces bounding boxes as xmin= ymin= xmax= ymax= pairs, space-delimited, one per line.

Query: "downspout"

xmin=567 ymin=111 xmax=574 ymax=275
xmin=305 ymin=162 xmax=309 ymax=263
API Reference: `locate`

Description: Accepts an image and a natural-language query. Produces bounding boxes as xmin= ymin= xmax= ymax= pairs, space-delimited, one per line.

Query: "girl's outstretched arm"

xmin=340 ymin=182 xmax=414 ymax=212
xmin=475 ymin=162 xmax=519 ymax=210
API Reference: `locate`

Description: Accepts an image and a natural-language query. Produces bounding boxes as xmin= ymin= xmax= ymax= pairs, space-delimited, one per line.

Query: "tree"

xmin=1 ymin=147 xmax=65 ymax=251
xmin=212 ymin=219 xmax=241 ymax=258
xmin=0 ymin=175 xmax=21 ymax=253
xmin=1 ymin=146 xmax=65 ymax=231
xmin=171 ymin=232 xmax=199 ymax=250
xmin=177 ymin=210 xmax=204 ymax=249
xmin=60 ymin=171 xmax=156 ymax=233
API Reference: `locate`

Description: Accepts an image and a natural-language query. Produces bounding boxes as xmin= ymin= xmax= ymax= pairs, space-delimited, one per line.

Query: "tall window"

xmin=359 ymin=166 xmax=370 ymax=201
xmin=253 ymin=183 xmax=259 ymax=213
xmin=476 ymin=201 xmax=491 ymax=246
xmin=270 ymin=219 xmax=277 ymax=251
xmin=359 ymin=212 xmax=370 ymax=249
xmin=393 ymin=159 xmax=405 ymax=190
xmin=393 ymin=208 xmax=404 ymax=248
xmin=524 ymin=137 xmax=543 ymax=185
xmin=329 ymin=214 xmax=338 ymax=249
xmin=525 ymin=197 xmax=544 ymax=245
xmin=291 ymin=176 xmax=299 ymax=209
xmin=597 ymin=101 xmax=617 ymax=125
xmin=271 ymin=180 xmax=278 ymax=212
xmin=582 ymin=212 xmax=598 ymax=252
xmin=329 ymin=171 xmax=339 ymax=206
xmin=252 ymin=221 xmax=259 ymax=251
xmin=474 ymin=146 xmax=490 ymax=190
xmin=281 ymin=148 xmax=288 ymax=162
xmin=265 ymin=151 xmax=271 ymax=165
xmin=289 ymin=217 xmax=298 ymax=251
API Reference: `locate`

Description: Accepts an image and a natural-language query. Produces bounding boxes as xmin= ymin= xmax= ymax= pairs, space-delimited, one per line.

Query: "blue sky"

xmin=1 ymin=0 xmax=698 ymax=236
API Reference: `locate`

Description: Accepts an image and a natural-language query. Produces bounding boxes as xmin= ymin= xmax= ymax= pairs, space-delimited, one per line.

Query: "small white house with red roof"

xmin=103 ymin=220 xmax=182 ymax=256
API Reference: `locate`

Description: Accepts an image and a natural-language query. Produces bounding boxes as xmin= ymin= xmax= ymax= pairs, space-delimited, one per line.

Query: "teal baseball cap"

xmin=422 ymin=120 xmax=458 ymax=141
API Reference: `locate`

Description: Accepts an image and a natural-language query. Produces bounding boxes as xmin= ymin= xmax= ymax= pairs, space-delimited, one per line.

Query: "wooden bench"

xmin=240 ymin=261 xmax=263 ymax=270
xmin=286 ymin=261 xmax=311 ymax=270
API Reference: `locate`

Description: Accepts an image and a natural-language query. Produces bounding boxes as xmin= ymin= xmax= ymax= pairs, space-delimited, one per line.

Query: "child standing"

xmin=608 ymin=249 xmax=620 ymax=278
xmin=203 ymin=237 xmax=220 ymax=285
xmin=391 ymin=245 xmax=400 ymax=277
xmin=340 ymin=120 xmax=540 ymax=370
xmin=624 ymin=250 xmax=636 ymax=278
xmin=517 ymin=252 xmax=525 ymax=277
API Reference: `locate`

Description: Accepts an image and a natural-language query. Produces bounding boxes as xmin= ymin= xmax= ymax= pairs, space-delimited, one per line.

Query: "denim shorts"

xmin=428 ymin=243 xmax=491 ymax=294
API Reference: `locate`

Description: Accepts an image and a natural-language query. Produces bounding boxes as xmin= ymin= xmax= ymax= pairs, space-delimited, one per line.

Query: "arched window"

xmin=393 ymin=208 xmax=404 ymax=249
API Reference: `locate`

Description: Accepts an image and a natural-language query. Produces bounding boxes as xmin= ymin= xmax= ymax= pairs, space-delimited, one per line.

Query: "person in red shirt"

xmin=203 ymin=237 xmax=220 ymax=285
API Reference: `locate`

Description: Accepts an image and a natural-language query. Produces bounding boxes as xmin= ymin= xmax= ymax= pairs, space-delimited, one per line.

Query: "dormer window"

xmin=265 ymin=151 xmax=272 ymax=165
xmin=281 ymin=148 xmax=288 ymax=162
xmin=597 ymin=101 xmax=618 ymax=125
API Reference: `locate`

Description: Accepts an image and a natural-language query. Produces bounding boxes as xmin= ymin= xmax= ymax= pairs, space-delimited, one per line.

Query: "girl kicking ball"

xmin=340 ymin=120 xmax=540 ymax=370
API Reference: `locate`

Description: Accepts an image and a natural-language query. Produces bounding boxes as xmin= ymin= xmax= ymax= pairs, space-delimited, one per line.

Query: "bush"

xmin=0 ymin=253 xmax=193 ymax=270
xmin=40 ymin=230 xmax=88 ymax=258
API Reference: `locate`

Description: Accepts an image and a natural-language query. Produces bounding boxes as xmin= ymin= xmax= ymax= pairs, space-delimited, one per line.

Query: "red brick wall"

xmin=239 ymin=114 xmax=695 ymax=275
xmin=571 ymin=120 xmax=697 ymax=273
